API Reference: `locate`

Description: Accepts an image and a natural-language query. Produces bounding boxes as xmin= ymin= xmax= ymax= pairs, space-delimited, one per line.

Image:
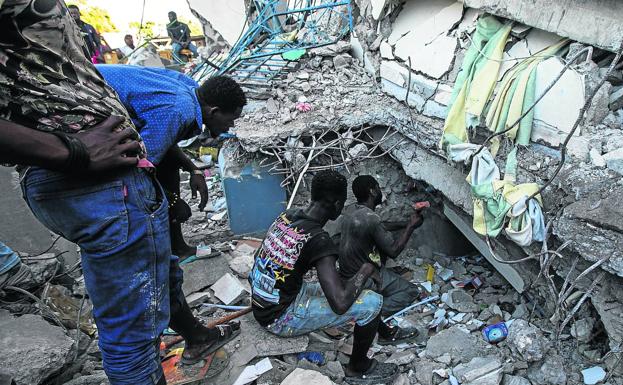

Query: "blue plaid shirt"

xmin=96 ymin=65 xmax=203 ymax=165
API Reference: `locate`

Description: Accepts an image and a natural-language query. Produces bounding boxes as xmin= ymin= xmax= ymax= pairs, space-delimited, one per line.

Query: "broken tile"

xmin=211 ymin=273 xmax=249 ymax=305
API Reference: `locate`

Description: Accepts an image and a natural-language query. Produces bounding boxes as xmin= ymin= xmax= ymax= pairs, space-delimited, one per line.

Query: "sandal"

xmin=377 ymin=326 xmax=419 ymax=345
xmin=181 ymin=322 xmax=241 ymax=365
xmin=344 ymin=359 xmax=399 ymax=385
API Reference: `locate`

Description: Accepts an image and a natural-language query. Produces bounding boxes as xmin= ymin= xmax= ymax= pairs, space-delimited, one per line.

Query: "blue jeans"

xmin=0 ymin=241 xmax=20 ymax=275
xmin=265 ymin=282 xmax=382 ymax=337
xmin=21 ymin=167 xmax=184 ymax=385
xmin=172 ymin=42 xmax=198 ymax=63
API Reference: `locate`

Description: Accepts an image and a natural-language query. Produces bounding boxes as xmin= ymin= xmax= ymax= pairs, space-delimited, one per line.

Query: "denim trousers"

xmin=265 ymin=281 xmax=383 ymax=337
xmin=0 ymin=241 xmax=20 ymax=275
xmin=171 ymin=42 xmax=199 ymax=63
xmin=21 ymin=167 xmax=184 ymax=385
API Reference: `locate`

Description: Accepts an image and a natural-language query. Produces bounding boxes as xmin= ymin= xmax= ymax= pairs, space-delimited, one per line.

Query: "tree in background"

xmin=128 ymin=21 xmax=157 ymax=39
xmin=66 ymin=0 xmax=117 ymax=32
xmin=177 ymin=16 xmax=202 ymax=36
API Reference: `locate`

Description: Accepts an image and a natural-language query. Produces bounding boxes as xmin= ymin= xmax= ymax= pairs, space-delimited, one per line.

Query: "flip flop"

xmin=181 ymin=322 xmax=241 ymax=365
xmin=377 ymin=326 xmax=419 ymax=345
xmin=344 ymin=359 xmax=399 ymax=385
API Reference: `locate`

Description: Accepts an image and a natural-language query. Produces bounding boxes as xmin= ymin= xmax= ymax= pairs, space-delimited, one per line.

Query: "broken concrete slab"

xmin=503 ymin=375 xmax=531 ymax=385
xmin=370 ymin=0 xmax=387 ymax=20
xmin=385 ymin=351 xmax=416 ymax=365
xmin=380 ymin=41 xmax=394 ymax=59
xmin=281 ymin=368 xmax=335 ymax=385
xmin=453 ymin=356 xmax=503 ymax=385
xmin=603 ymin=147 xmax=623 ymax=174
xmin=589 ymin=148 xmax=606 ymax=168
xmin=256 ymin=358 xmax=295 ymax=385
xmin=610 ymin=86 xmax=623 ymax=111
xmin=0 ymin=314 xmax=75 ymax=385
xmin=388 ymin=0 xmax=456 ymax=45
xmin=507 ymin=319 xmax=547 ymax=362
xmin=425 ymin=326 xmax=492 ymax=364
xmin=234 ymin=313 xmax=309 ymax=358
xmin=563 ymin=190 xmax=623 ymax=233
xmin=527 ymin=354 xmax=567 ymax=385
xmin=533 ymin=57 xmax=585 ymax=137
xmin=211 ymin=273 xmax=249 ymax=305
xmin=525 ymin=28 xmax=564 ymax=55
xmin=443 ymin=289 xmax=480 ymax=313
xmin=61 ymin=372 xmax=109 ymax=385
xmin=181 ymin=253 xmax=232 ymax=295
xmin=186 ymin=292 xmax=210 ymax=307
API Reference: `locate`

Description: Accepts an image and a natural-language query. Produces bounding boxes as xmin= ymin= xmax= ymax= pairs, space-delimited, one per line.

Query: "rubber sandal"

xmin=377 ymin=326 xmax=419 ymax=345
xmin=181 ymin=322 xmax=241 ymax=365
xmin=344 ymin=359 xmax=399 ymax=385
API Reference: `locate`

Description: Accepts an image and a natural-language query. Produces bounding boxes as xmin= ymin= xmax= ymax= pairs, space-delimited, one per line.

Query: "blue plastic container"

xmin=218 ymin=146 xmax=287 ymax=235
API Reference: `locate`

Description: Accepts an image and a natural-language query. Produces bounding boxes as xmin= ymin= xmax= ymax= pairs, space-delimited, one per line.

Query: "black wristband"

xmin=50 ymin=131 xmax=91 ymax=173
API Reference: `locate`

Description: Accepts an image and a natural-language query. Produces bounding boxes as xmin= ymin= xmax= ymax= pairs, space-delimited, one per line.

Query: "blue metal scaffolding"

xmin=191 ymin=0 xmax=352 ymax=86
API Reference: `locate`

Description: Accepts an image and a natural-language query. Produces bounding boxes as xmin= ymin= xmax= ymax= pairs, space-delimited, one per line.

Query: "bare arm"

xmin=0 ymin=116 xmax=140 ymax=172
xmin=315 ymin=256 xmax=379 ymax=315
xmin=163 ymin=144 xmax=208 ymax=210
xmin=373 ymin=211 xmax=423 ymax=260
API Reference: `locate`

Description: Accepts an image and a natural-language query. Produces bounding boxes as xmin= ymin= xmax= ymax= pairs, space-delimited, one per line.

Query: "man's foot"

xmin=344 ymin=359 xmax=399 ymax=385
xmin=0 ymin=263 xmax=34 ymax=292
xmin=377 ymin=326 xmax=419 ymax=345
xmin=181 ymin=322 xmax=241 ymax=365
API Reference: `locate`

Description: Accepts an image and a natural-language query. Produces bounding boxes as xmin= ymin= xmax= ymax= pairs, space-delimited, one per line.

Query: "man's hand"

xmin=190 ymin=172 xmax=209 ymax=211
xmin=70 ymin=116 xmax=141 ymax=172
xmin=170 ymin=197 xmax=192 ymax=224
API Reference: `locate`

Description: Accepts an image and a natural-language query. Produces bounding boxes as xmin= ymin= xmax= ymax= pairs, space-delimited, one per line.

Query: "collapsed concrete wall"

xmin=232 ymin=0 xmax=623 ymax=352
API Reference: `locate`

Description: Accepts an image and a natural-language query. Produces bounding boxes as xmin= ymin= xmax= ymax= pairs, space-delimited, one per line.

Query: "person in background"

xmin=119 ymin=34 xmax=136 ymax=60
xmin=68 ymin=4 xmax=102 ymax=63
xmin=166 ymin=11 xmax=198 ymax=64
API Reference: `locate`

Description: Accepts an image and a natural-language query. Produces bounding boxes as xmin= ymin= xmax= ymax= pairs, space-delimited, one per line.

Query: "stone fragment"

xmin=453 ymin=356 xmax=503 ymax=385
xmin=443 ymin=289 xmax=480 ymax=313
xmin=266 ymin=98 xmax=279 ymax=113
xmin=229 ymin=244 xmax=256 ymax=278
xmin=257 ymin=359 xmax=295 ymax=385
xmin=507 ymin=319 xmax=547 ymax=362
xmin=280 ymin=368 xmax=335 ymax=385
xmin=333 ymin=54 xmax=352 ymax=68
xmin=603 ymin=147 xmax=623 ymax=174
xmin=610 ymin=86 xmax=623 ymax=111
xmin=348 ymin=143 xmax=368 ymax=158
xmin=571 ymin=318 xmax=595 ymax=343
xmin=581 ymin=366 xmax=606 ymax=385
xmin=589 ymin=148 xmax=606 ymax=168
xmin=566 ymin=136 xmax=590 ymax=161
xmin=425 ymin=326 xmax=491 ymax=363
xmin=211 ymin=273 xmax=248 ymax=305
xmin=235 ymin=314 xmax=308 ymax=358
xmin=62 ymin=372 xmax=109 ymax=385
xmin=324 ymin=361 xmax=345 ymax=382
xmin=185 ymin=291 xmax=210 ymax=307
xmin=503 ymin=375 xmax=531 ymax=385
xmin=413 ymin=359 xmax=446 ymax=385
xmin=181 ymin=254 xmax=231 ymax=294
xmin=527 ymin=354 xmax=567 ymax=385
xmin=385 ymin=351 xmax=416 ymax=365
xmin=0 ymin=314 xmax=74 ymax=385
xmin=393 ymin=373 xmax=410 ymax=385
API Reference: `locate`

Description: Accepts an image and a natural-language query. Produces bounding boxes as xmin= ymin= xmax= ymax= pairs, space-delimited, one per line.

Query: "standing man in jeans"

xmin=166 ymin=11 xmax=198 ymax=64
xmin=0 ymin=2 xmax=236 ymax=384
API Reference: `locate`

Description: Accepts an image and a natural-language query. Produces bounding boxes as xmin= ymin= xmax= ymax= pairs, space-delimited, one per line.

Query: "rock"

xmin=333 ymin=54 xmax=352 ymax=68
xmin=29 ymin=257 xmax=60 ymax=285
xmin=527 ymin=354 xmax=567 ymax=385
xmin=503 ymin=375 xmax=531 ymax=385
xmin=453 ymin=356 xmax=503 ymax=385
xmin=348 ymin=143 xmax=368 ymax=158
xmin=257 ymin=359 xmax=295 ymax=385
xmin=566 ymin=136 xmax=590 ymax=161
xmin=413 ymin=359 xmax=446 ymax=385
xmin=393 ymin=373 xmax=410 ymax=385
xmin=443 ymin=289 xmax=480 ymax=313
xmin=185 ymin=291 xmax=210 ymax=307
xmin=266 ymin=98 xmax=279 ymax=113
xmin=181 ymin=254 xmax=231 ymax=294
xmin=610 ymin=86 xmax=623 ymax=111
xmin=571 ymin=318 xmax=595 ymax=343
xmin=229 ymin=253 xmax=254 ymax=278
xmin=603 ymin=147 xmax=623 ymax=174
xmin=62 ymin=371 xmax=109 ymax=385
xmin=211 ymin=273 xmax=248 ymax=305
xmin=0 ymin=314 xmax=74 ymax=385
xmin=425 ymin=326 xmax=491 ymax=364
xmin=385 ymin=351 xmax=416 ymax=365
xmin=324 ymin=361 xmax=345 ymax=382
xmin=581 ymin=366 xmax=606 ymax=385
xmin=589 ymin=148 xmax=606 ymax=168
xmin=507 ymin=319 xmax=547 ymax=362
xmin=281 ymin=368 xmax=335 ymax=385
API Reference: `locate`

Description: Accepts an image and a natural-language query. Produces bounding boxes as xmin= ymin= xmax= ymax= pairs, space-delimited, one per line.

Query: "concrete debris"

xmin=333 ymin=54 xmax=352 ymax=69
xmin=181 ymin=253 xmax=231 ymax=294
xmin=443 ymin=289 xmax=480 ymax=313
xmin=603 ymin=147 xmax=623 ymax=174
xmin=380 ymin=41 xmax=394 ymax=59
xmin=453 ymin=356 xmax=503 ymax=385
xmin=570 ymin=318 xmax=595 ymax=343
xmin=503 ymin=375 xmax=532 ymax=385
xmin=211 ymin=272 xmax=249 ymax=305
xmin=0 ymin=314 xmax=75 ymax=385
xmin=527 ymin=354 xmax=567 ymax=385
xmin=507 ymin=320 xmax=547 ymax=362
xmin=385 ymin=351 xmax=416 ymax=365
xmin=280 ymin=368 xmax=336 ymax=385
xmin=589 ymin=148 xmax=606 ymax=168
xmin=229 ymin=242 xmax=256 ymax=278
xmin=525 ymin=28 xmax=564 ymax=55
xmin=425 ymin=326 xmax=492 ymax=364
xmin=185 ymin=291 xmax=210 ymax=307
xmin=61 ymin=372 xmax=109 ymax=385
xmin=388 ymin=0 xmax=457 ymax=45
xmin=610 ymin=86 xmax=623 ymax=111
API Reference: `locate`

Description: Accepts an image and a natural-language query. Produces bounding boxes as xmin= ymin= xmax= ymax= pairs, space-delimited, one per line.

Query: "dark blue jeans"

xmin=21 ymin=167 xmax=184 ymax=385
